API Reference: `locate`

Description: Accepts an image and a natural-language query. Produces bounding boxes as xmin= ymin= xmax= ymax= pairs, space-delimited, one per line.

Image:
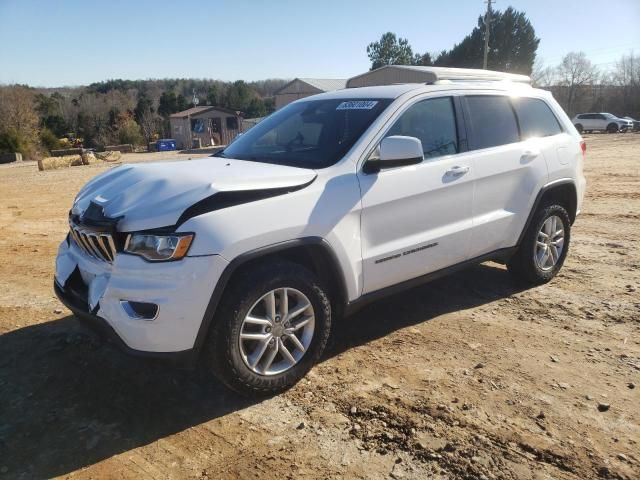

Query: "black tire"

xmin=574 ymin=123 xmax=583 ymax=133
xmin=205 ymin=260 xmax=332 ymax=397
xmin=606 ymin=123 xmax=618 ymax=133
xmin=508 ymin=204 xmax=571 ymax=285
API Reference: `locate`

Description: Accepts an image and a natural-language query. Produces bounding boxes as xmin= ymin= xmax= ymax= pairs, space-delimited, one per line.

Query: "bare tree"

xmin=0 ymin=86 xmax=39 ymax=135
xmin=531 ymin=59 xmax=556 ymax=87
xmin=555 ymin=52 xmax=599 ymax=116
xmin=0 ymin=86 xmax=40 ymax=156
xmin=138 ymin=107 xmax=160 ymax=145
xmin=612 ymin=53 xmax=640 ymax=118
xmin=613 ymin=53 xmax=640 ymax=87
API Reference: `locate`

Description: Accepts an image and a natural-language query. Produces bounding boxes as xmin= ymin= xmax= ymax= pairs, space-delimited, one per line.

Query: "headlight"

xmin=124 ymin=233 xmax=194 ymax=261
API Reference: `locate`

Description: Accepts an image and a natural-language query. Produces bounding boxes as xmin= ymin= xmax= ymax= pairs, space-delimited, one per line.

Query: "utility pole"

xmin=483 ymin=0 xmax=493 ymax=69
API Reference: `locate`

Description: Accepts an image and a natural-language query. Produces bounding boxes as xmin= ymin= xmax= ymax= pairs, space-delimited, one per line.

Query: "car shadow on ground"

xmin=329 ymin=262 xmax=527 ymax=357
xmin=0 ymin=263 xmax=527 ymax=478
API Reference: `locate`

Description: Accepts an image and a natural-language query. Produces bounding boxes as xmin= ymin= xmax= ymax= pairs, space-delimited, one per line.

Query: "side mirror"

xmin=364 ymin=136 xmax=423 ymax=174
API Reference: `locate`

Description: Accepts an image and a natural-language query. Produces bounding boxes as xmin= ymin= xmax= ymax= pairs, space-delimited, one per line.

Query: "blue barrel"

xmin=156 ymin=139 xmax=177 ymax=151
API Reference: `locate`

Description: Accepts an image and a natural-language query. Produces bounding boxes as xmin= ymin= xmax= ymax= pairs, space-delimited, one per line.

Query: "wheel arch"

xmin=192 ymin=237 xmax=348 ymax=357
xmin=518 ymin=180 xmax=578 ymax=246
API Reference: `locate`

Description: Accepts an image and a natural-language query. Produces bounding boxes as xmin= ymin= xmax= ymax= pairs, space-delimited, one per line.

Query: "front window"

xmin=216 ymin=98 xmax=392 ymax=169
xmin=384 ymin=97 xmax=458 ymax=159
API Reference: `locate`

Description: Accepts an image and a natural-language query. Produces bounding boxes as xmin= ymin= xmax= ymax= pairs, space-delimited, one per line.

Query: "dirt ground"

xmin=0 ymin=135 xmax=638 ymax=480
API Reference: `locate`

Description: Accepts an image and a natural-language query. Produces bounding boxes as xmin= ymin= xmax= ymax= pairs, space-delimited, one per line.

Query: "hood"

xmin=72 ymin=158 xmax=317 ymax=232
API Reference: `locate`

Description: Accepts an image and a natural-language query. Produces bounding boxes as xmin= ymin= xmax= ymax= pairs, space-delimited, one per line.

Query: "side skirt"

xmin=343 ymin=247 xmax=517 ymax=317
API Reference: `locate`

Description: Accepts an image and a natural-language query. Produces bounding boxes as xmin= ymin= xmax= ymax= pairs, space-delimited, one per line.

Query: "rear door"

xmin=595 ymin=114 xmax=608 ymax=130
xmin=461 ymin=94 xmax=550 ymax=257
xmin=576 ymin=114 xmax=589 ymax=129
xmin=357 ymin=95 xmax=475 ymax=294
xmin=580 ymin=114 xmax=594 ymax=130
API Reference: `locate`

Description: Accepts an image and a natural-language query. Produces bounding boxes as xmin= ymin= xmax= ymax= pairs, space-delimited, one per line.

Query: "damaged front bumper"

xmin=54 ymin=238 xmax=228 ymax=356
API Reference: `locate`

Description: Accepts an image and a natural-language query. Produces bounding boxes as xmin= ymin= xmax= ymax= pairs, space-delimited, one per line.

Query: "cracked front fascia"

xmin=56 ymin=241 xmax=111 ymax=314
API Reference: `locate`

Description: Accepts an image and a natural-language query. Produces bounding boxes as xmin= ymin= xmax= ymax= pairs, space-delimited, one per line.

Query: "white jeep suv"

xmin=55 ymin=68 xmax=586 ymax=396
xmin=572 ymin=112 xmax=633 ymax=133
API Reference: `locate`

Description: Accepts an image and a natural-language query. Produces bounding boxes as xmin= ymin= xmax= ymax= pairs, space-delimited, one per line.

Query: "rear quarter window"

xmin=465 ymin=95 xmax=519 ymax=150
xmin=512 ymin=97 xmax=562 ymax=139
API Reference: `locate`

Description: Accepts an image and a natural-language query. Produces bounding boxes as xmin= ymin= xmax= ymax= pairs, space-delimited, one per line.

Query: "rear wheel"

xmin=206 ymin=260 xmax=332 ymax=397
xmin=508 ymin=204 xmax=571 ymax=285
xmin=574 ymin=123 xmax=583 ymax=133
xmin=607 ymin=123 xmax=619 ymax=133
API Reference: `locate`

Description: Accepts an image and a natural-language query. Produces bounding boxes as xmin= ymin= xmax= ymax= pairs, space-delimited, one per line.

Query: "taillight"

xmin=580 ymin=140 xmax=586 ymax=157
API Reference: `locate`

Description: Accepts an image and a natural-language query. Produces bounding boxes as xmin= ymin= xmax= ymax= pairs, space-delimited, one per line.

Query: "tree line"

xmin=366 ymin=6 xmax=640 ymax=118
xmin=532 ymin=52 xmax=640 ymax=118
xmin=2 ymin=5 xmax=639 ymax=160
xmin=367 ymin=7 xmax=539 ymax=74
xmin=0 ymin=78 xmax=287 ymax=158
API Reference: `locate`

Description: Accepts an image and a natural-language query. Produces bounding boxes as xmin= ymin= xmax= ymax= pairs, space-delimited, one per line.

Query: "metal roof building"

xmin=274 ymin=78 xmax=347 ymax=109
xmin=346 ymin=65 xmax=530 ymax=88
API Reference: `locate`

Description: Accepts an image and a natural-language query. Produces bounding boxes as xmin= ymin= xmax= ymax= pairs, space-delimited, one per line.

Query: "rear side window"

xmin=385 ymin=97 xmax=458 ymax=159
xmin=465 ymin=96 xmax=519 ymax=150
xmin=512 ymin=97 xmax=562 ymax=139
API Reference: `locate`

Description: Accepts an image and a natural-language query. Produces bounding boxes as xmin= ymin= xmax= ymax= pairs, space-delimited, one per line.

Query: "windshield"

xmin=216 ymin=98 xmax=392 ymax=169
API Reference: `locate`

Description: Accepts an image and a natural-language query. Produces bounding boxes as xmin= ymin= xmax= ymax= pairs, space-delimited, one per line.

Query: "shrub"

xmin=117 ymin=118 xmax=144 ymax=146
xmin=40 ymin=127 xmax=61 ymax=152
xmin=0 ymin=127 xmax=35 ymax=158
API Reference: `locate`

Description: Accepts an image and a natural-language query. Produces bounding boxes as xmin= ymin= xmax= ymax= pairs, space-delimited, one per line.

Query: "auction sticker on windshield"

xmin=336 ymin=100 xmax=378 ymax=110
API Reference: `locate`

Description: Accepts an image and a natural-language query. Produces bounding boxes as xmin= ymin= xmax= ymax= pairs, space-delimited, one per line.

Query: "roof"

xmin=169 ymin=105 xmax=243 ymax=118
xmin=298 ymin=78 xmax=347 ymax=91
xmin=346 ymin=65 xmax=530 ymax=88
xmin=301 ymin=81 xmax=538 ymax=103
xmin=275 ymin=78 xmax=347 ymax=95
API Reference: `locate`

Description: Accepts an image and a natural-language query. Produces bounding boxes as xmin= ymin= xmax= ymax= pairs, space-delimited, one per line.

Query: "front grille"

xmin=69 ymin=222 xmax=117 ymax=262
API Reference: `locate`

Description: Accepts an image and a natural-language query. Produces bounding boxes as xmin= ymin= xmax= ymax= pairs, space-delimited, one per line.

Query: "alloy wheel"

xmin=239 ymin=288 xmax=315 ymax=376
xmin=535 ymin=215 xmax=565 ymax=271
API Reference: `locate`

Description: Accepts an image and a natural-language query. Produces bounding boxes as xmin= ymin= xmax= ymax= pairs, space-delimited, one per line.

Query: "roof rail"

xmin=428 ymin=67 xmax=530 ymax=84
xmin=346 ymin=65 xmax=530 ymax=88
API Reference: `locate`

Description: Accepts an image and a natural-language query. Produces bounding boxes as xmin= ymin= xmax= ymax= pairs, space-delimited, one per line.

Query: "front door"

xmin=358 ymin=96 xmax=475 ymax=294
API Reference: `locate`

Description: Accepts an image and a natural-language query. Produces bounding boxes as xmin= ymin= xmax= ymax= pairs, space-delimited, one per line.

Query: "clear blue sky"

xmin=0 ymin=0 xmax=638 ymax=87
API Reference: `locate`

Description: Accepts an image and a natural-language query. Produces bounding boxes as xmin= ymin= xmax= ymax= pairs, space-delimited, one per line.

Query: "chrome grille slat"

xmin=77 ymin=231 xmax=96 ymax=256
xmin=69 ymin=228 xmax=81 ymax=247
xmin=105 ymin=235 xmax=117 ymax=260
xmin=69 ymin=222 xmax=116 ymax=263
xmin=86 ymin=234 xmax=107 ymax=261
xmin=98 ymin=235 xmax=113 ymax=262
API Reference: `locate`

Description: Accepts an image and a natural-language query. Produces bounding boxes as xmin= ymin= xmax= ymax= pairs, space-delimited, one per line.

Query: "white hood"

xmin=72 ymin=158 xmax=317 ymax=232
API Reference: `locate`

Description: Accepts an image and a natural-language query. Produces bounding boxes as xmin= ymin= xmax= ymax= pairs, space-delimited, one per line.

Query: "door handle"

xmin=521 ymin=149 xmax=540 ymax=161
xmin=446 ymin=165 xmax=470 ymax=176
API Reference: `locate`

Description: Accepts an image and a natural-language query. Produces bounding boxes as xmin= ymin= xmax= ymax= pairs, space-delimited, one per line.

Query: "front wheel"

xmin=607 ymin=123 xmax=619 ymax=133
xmin=508 ymin=204 xmax=571 ymax=285
xmin=574 ymin=123 xmax=583 ymax=133
xmin=206 ymin=260 xmax=332 ymax=397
